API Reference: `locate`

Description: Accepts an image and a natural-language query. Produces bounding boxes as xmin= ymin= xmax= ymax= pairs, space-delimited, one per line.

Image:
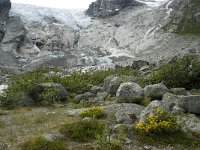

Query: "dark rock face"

xmin=0 ymin=0 xmax=11 ymax=41
xmin=86 ymin=0 xmax=143 ymax=18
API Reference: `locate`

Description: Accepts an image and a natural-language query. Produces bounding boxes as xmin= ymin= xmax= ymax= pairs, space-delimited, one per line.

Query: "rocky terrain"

xmin=0 ymin=0 xmax=199 ymax=76
xmin=1 ymin=0 xmax=200 ymax=149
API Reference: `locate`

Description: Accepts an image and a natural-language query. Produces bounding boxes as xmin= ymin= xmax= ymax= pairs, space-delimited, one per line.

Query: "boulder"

xmin=170 ymin=88 xmax=187 ymax=95
xmin=144 ymin=83 xmax=169 ymax=100
xmin=179 ymin=96 xmax=200 ymax=115
xmin=139 ymin=100 xmax=168 ymax=120
xmin=74 ymin=92 xmax=96 ymax=103
xmin=86 ymin=0 xmax=143 ymax=18
xmin=161 ymin=92 xmax=181 ymax=110
xmin=95 ymin=92 xmax=108 ymax=101
xmin=116 ymin=82 xmax=143 ymax=103
xmin=31 ymin=83 xmax=69 ymax=104
xmin=177 ymin=114 xmax=200 ymax=132
xmin=108 ymin=77 xmax=124 ymax=96
xmin=115 ymin=111 xmax=133 ymax=124
xmin=90 ymin=86 xmax=102 ymax=94
xmin=132 ymin=60 xmax=149 ymax=70
xmin=42 ymin=133 xmax=63 ymax=142
xmin=2 ymin=92 xmax=34 ymax=107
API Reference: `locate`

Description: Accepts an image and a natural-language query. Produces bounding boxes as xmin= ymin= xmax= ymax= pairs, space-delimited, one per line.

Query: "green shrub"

xmin=136 ymin=108 xmax=179 ymax=134
xmin=38 ymin=87 xmax=60 ymax=104
xmin=4 ymin=66 xmax=139 ymax=108
xmin=94 ymin=128 xmax=123 ymax=150
xmin=20 ymin=136 xmax=67 ymax=150
xmin=60 ymin=120 xmax=106 ymax=142
xmin=149 ymin=54 xmax=200 ymax=90
xmin=80 ymin=107 xmax=105 ymax=119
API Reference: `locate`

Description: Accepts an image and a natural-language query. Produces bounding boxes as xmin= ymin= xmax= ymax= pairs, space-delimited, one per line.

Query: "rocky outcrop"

xmin=0 ymin=0 xmax=11 ymax=41
xmin=86 ymin=0 xmax=143 ymax=18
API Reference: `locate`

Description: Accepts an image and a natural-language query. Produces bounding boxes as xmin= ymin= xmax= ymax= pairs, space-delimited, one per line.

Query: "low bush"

xmin=136 ymin=108 xmax=179 ymax=134
xmin=60 ymin=120 xmax=106 ymax=142
xmin=20 ymin=136 xmax=67 ymax=150
xmin=80 ymin=106 xmax=105 ymax=119
xmin=149 ymin=54 xmax=200 ymax=90
xmin=5 ymin=67 xmax=139 ymax=107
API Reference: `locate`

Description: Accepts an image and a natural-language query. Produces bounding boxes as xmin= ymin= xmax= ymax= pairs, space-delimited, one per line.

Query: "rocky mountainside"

xmin=0 ymin=0 xmax=200 ymax=76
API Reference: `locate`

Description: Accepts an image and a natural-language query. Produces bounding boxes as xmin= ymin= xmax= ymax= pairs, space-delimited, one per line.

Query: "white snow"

xmin=136 ymin=0 xmax=169 ymax=7
xmin=10 ymin=3 xmax=91 ymax=30
xmin=164 ymin=0 xmax=173 ymax=19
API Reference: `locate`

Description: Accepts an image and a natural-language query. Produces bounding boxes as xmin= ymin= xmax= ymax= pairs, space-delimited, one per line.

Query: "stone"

xmin=31 ymin=83 xmax=69 ymax=104
xmin=139 ymin=100 xmax=168 ymax=120
xmin=170 ymin=88 xmax=187 ymax=95
xmin=2 ymin=92 xmax=34 ymax=107
xmin=90 ymin=86 xmax=102 ymax=94
xmin=161 ymin=92 xmax=181 ymax=110
xmin=74 ymin=92 xmax=96 ymax=103
xmin=67 ymin=103 xmax=145 ymax=118
xmin=177 ymin=114 xmax=200 ymax=132
xmin=132 ymin=60 xmax=149 ymax=69
xmin=95 ymin=92 xmax=108 ymax=101
xmin=42 ymin=134 xmax=63 ymax=142
xmin=116 ymin=82 xmax=143 ymax=103
xmin=144 ymin=83 xmax=169 ymax=100
xmin=108 ymin=77 xmax=124 ymax=96
xmin=115 ymin=110 xmax=134 ymax=124
xmin=179 ymin=96 xmax=200 ymax=115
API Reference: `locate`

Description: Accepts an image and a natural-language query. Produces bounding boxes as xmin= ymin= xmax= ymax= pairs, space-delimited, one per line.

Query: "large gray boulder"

xmin=170 ymin=88 xmax=187 ymax=95
xmin=31 ymin=83 xmax=69 ymax=104
xmin=86 ymin=0 xmax=143 ymax=18
xmin=139 ymin=100 xmax=168 ymax=120
xmin=74 ymin=92 xmax=96 ymax=103
xmin=108 ymin=77 xmax=124 ymax=96
xmin=179 ymin=96 xmax=200 ymax=115
xmin=144 ymin=83 xmax=169 ymax=100
xmin=161 ymin=92 xmax=182 ymax=110
xmin=116 ymin=82 xmax=143 ymax=103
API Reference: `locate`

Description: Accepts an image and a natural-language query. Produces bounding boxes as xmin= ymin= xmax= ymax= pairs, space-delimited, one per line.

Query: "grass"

xmin=60 ymin=119 xmax=106 ymax=142
xmin=133 ymin=129 xmax=200 ymax=149
xmin=20 ymin=136 xmax=67 ymax=150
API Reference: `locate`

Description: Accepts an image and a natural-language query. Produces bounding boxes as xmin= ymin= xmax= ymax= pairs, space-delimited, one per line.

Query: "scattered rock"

xmin=74 ymin=92 xmax=96 ymax=103
xmin=108 ymin=77 xmax=124 ymax=96
xmin=95 ymin=92 xmax=108 ymax=101
xmin=132 ymin=60 xmax=149 ymax=69
xmin=116 ymin=82 xmax=143 ymax=103
xmin=139 ymin=100 xmax=167 ymax=120
xmin=170 ymin=88 xmax=187 ymax=95
xmin=90 ymin=86 xmax=102 ymax=94
xmin=42 ymin=133 xmax=63 ymax=142
xmin=144 ymin=83 xmax=169 ymax=100
xmin=179 ymin=96 xmax=200 ymax=115
xmin=161 ymin=92 xmax=181 ymax=110
xmin=115 ymin=110 xmax=134 ymax=124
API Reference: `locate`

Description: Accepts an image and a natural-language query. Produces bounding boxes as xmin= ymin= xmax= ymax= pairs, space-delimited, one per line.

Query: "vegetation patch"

xmin=20 ymin=136 xmax=67 ymax=150
xmin=3 ymin=66 xmax=139 ymax=108
xmin=80 ymin=106 xmax=106 ymax=119
xmin=136 ymin=108 xmax=179 ymax=134
xmin=60 ymin=119 xmax=106 ymax=142
xmin=176 ymin=0 xmax=200 ymax=35
xmin=149 ymin=54 xmax=200 ymax=90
